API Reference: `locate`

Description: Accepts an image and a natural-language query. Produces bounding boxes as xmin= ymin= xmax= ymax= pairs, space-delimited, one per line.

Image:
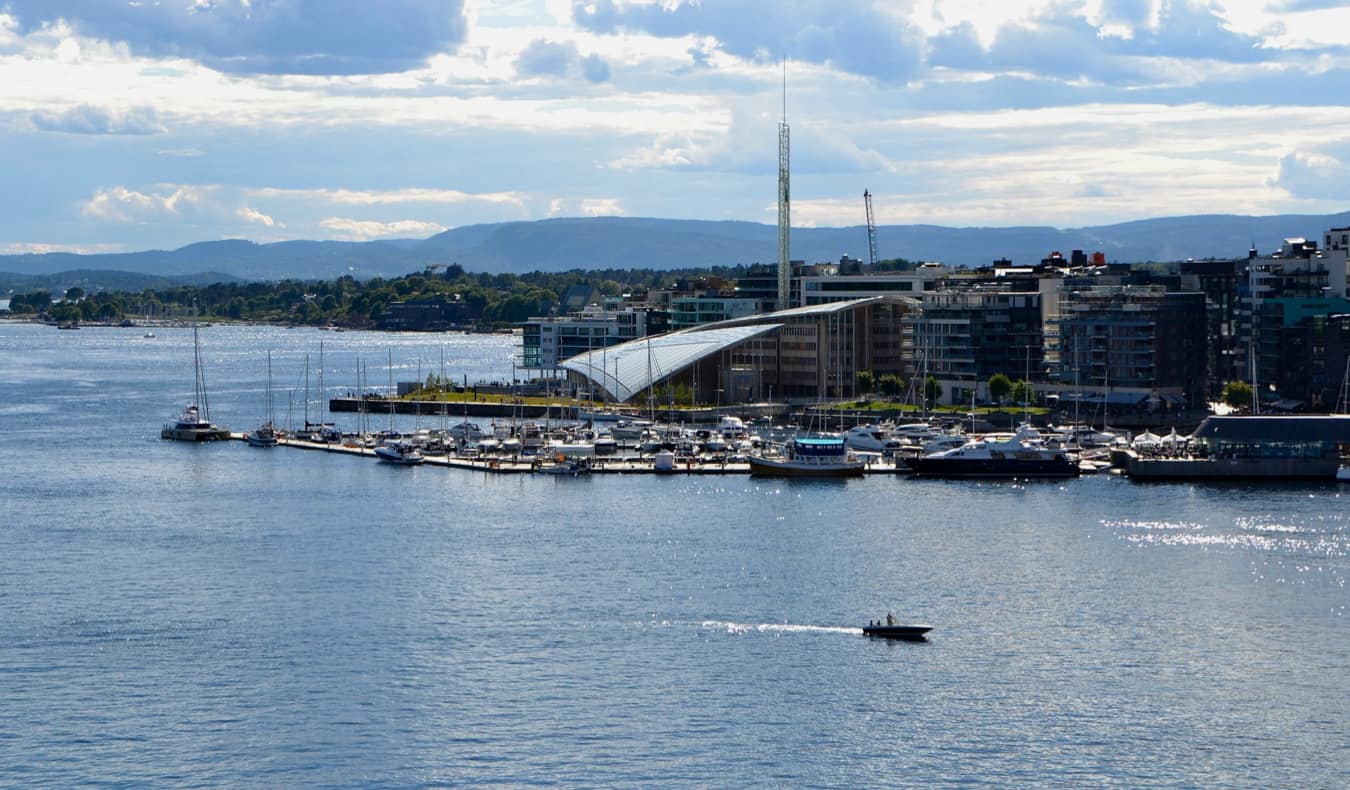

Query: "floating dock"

xmin=228 ymin=433 xmax=904 ymax=475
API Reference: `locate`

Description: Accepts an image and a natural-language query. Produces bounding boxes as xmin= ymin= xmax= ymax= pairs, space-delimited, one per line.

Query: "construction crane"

xmin=864 ymin=189 xmax=879 ymax=267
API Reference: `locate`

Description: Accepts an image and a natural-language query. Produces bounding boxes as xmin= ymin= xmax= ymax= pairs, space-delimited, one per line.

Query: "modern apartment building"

xmin=1051 ymin=286 xmax=1208 ymax=409
xmin=909 ymin=286 xmax=1045 ymax=406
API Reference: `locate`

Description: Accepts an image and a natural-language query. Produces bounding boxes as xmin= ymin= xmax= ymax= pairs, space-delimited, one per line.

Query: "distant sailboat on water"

xmin=246 ymin=350 xmax=281 ymax=447
xmin=161 ymin=301 xmax=230 ymax=442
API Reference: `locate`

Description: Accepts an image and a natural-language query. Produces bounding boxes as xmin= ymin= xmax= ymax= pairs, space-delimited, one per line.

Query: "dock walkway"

xmin=229 ymin=433 xmax=902 ymax=475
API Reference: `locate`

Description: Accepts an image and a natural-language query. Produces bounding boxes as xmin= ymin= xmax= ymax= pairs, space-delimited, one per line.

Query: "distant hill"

xmin=3 ymin=212 xmax=1348 ymax=289
xmin=0 ymin=268 xmax=238 ymax=294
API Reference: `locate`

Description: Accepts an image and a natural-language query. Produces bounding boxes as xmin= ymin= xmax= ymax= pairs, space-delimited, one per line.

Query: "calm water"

xmin=2 ymin=322 xmax=1348 ymax=787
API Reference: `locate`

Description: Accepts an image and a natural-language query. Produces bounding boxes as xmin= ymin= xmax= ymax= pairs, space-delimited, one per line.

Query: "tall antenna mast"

xmin=776 ymin=58 xmax=791 ymax=311
xmin=864 ymin=189 xmax=879 ymax=266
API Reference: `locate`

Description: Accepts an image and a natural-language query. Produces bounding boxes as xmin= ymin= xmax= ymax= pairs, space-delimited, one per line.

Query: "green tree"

xmin=1009 ymin=380 xmax=1033 ymax=406
xmin=988 ymin=373 xmax=1013 ymax=404
xmin=1221 ymin=380 xmax=1254 ymax=412
xmin=48 ymin=302 xmax=81 ymax=322
xmin=923 ymin=375 xmax=942 ymax=406
xmin=878 ymin=374 xmax=904 ymax=399
xmin=855 ymin=370 xmax=875 ymax=397
xmin=26 ymin=290 xmax=52 ymax=312
xmin=65 ymin=286 xmax=85 ymax=302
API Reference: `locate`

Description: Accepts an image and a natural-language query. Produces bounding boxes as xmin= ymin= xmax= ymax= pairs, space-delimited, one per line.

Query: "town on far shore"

xmin=7 ymin=226 xmax=1350 ymax=425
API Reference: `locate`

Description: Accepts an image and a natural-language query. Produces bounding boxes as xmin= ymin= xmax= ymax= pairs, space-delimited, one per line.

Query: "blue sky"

xmin=1 ymin=0 xmax=1348 ymax=255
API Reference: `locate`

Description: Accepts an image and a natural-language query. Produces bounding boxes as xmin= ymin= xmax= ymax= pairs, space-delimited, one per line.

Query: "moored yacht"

xmin=162 ymin=403 xmax=231 ymax=442
xmin=905 ymin=425 xmax=1079 ymax=479
xmin=245 ymin=422 xmax=279 ymax=447
xmin=844 ymin=423 xmax=904 ymax=454
xmin=374 ymin=440 xmax=424 ymax=465
xmin=748 ymin=435 xmax=866 ymax=478
xmin=161 ymin=309 xmax=230 ymax=442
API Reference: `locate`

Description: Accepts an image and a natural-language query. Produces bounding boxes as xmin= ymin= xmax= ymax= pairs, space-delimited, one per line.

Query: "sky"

xmin=1 ymin=0 xmax=1348 ymax=255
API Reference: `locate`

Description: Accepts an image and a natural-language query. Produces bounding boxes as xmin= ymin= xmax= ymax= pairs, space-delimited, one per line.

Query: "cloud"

xmin=4 ymin=0 xmax=468 ymax=75
xmin=237 ymin=206 xmax=278 ymax=227
xmin=264 ymin=186 xmax=526 ymax=209
xmin=81 ymin=185 xmax=210 ymax=223
xmin=76 ymin=182 xmax=525 ymax=238
xmin=319 ymin=217 xmax=447 ymax=240
xmin=608 ymin=101 xmax=893 ymax=176
xmin=547 ymin=197 xmax=626 ymax=217
xmin=929 ymin=1 xmax=1283 ymax=90
xmin=30 ymin=104 xmax=166 ymax=135
xmin=1270 ymin=150 xmax=1350 ymax=200
xmin=515 ymin=38 xmax=612 ymax=83
xmin=572 ymin=0 xmax=926 ymax=84
xmin=1268 ymin=0 xmax=1348 ymax=10
xmin=581 ymin=53 xmax=611 ymax=83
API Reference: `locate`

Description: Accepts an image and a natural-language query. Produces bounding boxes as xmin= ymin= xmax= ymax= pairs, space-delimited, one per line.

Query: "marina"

xmin=6 ymin=321 xmax=1350 ymax=788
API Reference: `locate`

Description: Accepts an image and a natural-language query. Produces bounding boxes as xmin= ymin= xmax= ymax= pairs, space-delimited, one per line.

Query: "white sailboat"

xmin=161 ymin=303 xmax=230 ymax=441
xmin=246 ymin=351 xmax=280 ymax=447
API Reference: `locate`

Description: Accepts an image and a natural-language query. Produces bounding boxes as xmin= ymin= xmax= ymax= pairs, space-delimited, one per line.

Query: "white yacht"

xmin=844 ymin=424 xmax=904 ymax=453
xmin=905 ymin=425 xmax=1079 ymax=479
xmin=375 ymin=440 xmax=424 ymax=465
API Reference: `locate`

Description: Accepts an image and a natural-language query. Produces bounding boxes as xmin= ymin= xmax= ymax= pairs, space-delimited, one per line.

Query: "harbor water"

xmin=2 ymin=322 xmax=1348 ymax=787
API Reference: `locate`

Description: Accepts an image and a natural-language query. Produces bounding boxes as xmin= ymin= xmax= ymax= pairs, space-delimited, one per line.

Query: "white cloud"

xmin=5 ymin=0 xmax=1350 ymax=254
xmin=319 ymin=217 xmax=449 ymax=240
xmin=515 ymin=38 xmax=611 ymax=83
xmin=547 ymin=197 xmax=626 ymax=217
xmin=0 ymin=241 xmax=125 ymax=255
xmin=249 ymin=186 xmax=527 ymax=211
xmin=237 ymin=206 xmax=278 ymax=227
xmin=4 ymin=0 xmax=470 ymax=75
xmin=81 ymin=185 xmax=209 ymax=223
xmin=30 ymin=103 xmax=165 ymax=135
xmin=1270 ymin=150 xmax=1350 ymax=201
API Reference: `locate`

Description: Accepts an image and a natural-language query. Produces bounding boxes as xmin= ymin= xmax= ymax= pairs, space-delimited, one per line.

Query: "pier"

xmin=227 ymin=432 xmax=906 ymax=475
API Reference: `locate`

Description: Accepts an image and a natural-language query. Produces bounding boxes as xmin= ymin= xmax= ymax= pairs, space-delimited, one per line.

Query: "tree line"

xmin=3 ymin=264 xmax=736 ymax=327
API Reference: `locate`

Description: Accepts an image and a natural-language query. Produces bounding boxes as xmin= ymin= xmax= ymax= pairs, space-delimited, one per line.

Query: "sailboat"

xmin=161 ymin=302 xmax=230 ymax=441
xmin=246 ymin=351 xmax=280 ymax=447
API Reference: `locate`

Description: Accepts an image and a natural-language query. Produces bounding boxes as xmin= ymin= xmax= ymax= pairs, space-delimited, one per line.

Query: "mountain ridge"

xmin=3 ymin=212 xmax=1348 ymax=286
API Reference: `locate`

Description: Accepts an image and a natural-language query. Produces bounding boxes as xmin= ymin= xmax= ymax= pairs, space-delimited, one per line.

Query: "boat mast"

xmin=191 ymin=300 xmax=210 ymax=421
xmin=318 ymin=339 xmax=326 ymax=427
xmin=265 ymin=350 xmax=274 ymax=426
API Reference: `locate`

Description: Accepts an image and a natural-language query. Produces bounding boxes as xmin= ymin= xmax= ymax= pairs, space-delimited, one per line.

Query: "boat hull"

xmin=374 ymin=446 xmax=424 ymax=465
xmin=904 ymin=456 xmax=1079 ymax=479
xmin=1126 ymin=456 xmax=1341 ymax=481
xmin=747 ymin=456 xmax=865 ymax=478
xmin=161 ymin=425 xmax=231 ymax=442
xmin=862 ymin=624 xmax=933 ymax=641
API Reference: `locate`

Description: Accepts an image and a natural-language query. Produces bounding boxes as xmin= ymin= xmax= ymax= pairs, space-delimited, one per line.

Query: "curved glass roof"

xmin=560 ymin=324 xmax=781 ymax=402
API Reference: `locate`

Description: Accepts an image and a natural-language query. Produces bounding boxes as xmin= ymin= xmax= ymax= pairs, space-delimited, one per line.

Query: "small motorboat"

xmin=861 ymin=622 xmax=933 ymax=641
xmin=375 ymin=441 xmax=424 ymax=465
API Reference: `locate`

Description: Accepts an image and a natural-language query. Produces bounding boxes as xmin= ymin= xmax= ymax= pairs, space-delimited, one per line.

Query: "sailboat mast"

xmin=319 ymin=339 xmax=326 ymax=427
xmin=192 ymin=300 xmax=210 ymax=420
xmin=265 ymin=350 xmax=274 ymax=425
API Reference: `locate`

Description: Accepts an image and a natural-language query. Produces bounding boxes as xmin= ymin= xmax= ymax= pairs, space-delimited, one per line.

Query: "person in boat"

xmin=886 ymin=613 xmax=895 ymax=626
